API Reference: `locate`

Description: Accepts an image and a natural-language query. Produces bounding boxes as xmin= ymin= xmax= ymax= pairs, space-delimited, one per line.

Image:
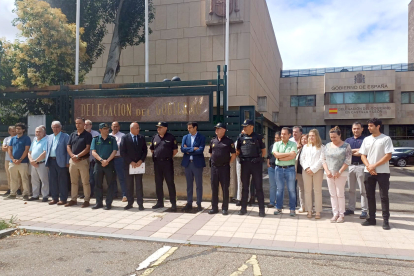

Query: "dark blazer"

xmin=181 ymin=133 xmax=206 ymax=168
xmin=120 ymin=133 xmax=148 ymax=169
xmin=45 ymin=132 xmax=70 ymax=168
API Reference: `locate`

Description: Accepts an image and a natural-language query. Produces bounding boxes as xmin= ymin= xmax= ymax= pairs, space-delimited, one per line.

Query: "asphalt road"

xmin=1 ymin=234 xmax=414 ymax=276
xmin=262 ymin=167 xmax=414 ymax=213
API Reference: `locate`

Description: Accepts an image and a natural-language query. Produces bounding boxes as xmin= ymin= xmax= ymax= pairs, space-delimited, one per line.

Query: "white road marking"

xmin=140 ymin=247 xmax=178 ymax=276
xmin=136 ymin=246 xmax=173 ymax=271
xmin=230 ymin=255 xmax=262 ymax=276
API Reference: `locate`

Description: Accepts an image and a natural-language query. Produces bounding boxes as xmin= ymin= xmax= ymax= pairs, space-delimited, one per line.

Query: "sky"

xmin=0 ymin=0 xmax=411 ymax=70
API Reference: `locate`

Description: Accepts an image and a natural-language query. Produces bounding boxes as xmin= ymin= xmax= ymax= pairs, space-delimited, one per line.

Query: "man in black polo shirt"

xmin=209 ymin=123 xmax=236 ymax=215
xmin=150 ymin=122 xmax=178 ymax=211
xmin=91 ymin=123 xmax=118 ymax=210
xmin=66 ymin=117 xmax=93 ymax=208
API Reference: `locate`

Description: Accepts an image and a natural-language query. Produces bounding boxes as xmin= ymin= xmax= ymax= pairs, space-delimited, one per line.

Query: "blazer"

xmin=45 ymin=132 xmax=70 ymax=168
xmin=120 ymin=133 xmax=148 ymax=169
xmin=181 ymin=133 xmax=206 ymax=168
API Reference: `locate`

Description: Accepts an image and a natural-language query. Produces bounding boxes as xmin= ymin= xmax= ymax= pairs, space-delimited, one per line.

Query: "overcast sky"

xmin=0 ymin=0 xmax=410 ymax=70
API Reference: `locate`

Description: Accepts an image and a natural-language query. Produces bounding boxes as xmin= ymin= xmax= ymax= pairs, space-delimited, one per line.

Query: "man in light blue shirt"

xmin=28 ymin=126 xmax=49 ymax=201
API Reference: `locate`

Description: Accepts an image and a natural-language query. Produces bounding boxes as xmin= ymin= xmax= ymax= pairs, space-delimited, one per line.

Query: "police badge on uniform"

xmin=231 ymin=144 xmax=234 ymax=148
xmin=243 ymin=140 xmax=246 ymax=144
xmin=154 ymin=142 xmax=157 ymax=145
xmin=212 ymin=144 xmax=215 ymax=147
xmin=174 ymin=140 xmax=177 ymax=144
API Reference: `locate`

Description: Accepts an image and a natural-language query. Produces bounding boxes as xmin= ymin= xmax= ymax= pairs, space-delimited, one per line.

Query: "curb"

xmin=0 ymin=228 xmax=17 ymax=238
xmin=18 ymin=226 xmax=414 ymax=262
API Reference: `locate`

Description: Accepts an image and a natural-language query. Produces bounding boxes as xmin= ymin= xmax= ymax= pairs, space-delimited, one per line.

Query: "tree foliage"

xmin=11 ymin=0 xmax=87 ymax=89
xmin=0 ymin=40 xmax=15 ymax=91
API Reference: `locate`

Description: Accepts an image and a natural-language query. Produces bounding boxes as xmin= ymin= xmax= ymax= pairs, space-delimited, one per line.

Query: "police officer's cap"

xmin=163 ymin=79 xmax=171 ymax=82
xmin=241 ymin=119 xmax=254 ymax=127
xmin=214 ymin=122 xmax=226 ymax=129
xmin=99 ymin=123 xmax=109 ymax=129
xmin=171 ymin=76 xmax=181 ymax=81
xmin=156 ymin=121 xmax=168 ymax=128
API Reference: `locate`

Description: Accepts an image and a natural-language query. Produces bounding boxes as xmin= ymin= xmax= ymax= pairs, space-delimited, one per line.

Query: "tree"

xmin=46 ymin=0 xmax=155 ymax=84
xmin=45 ymin=0 xmax=109 ymax=74
xmin=0 ymin=39 xmax=15 ymax=91
xmin=11 ymin=0 xmax=87 ymax=88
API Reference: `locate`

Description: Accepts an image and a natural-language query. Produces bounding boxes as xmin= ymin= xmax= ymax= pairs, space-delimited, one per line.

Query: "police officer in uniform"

xmin=209 ymin=123 xmax=237 ymax=215
xmin=236 ymin=119 xmax=267 ymax=217
xmin=150 ymin=122 xmax=178 ymax=211
xmin=90 ymin=123 xmax=118 ymax=210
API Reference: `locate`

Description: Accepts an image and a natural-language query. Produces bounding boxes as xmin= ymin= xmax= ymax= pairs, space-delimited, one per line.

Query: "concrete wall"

xmin=84 ymin=0 xmax=282 ymax=123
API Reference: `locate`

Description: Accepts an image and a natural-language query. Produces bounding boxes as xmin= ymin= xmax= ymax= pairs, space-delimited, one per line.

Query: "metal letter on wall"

xmin=73 ymin=96 xmax=210 ymax=122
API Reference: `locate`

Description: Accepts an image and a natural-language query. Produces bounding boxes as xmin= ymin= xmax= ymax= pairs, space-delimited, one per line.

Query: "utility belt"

xmin=153 ymin=157 xmax=172 ymax=162
xmin=240 ymin=157 xmax=262 ymax=164
xmin=212 ymin=163 xmax=229 ymax=167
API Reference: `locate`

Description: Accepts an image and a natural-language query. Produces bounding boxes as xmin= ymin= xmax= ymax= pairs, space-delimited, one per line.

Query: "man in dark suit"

xmin=120 ymin=122 xmax=148 ymax=210
xmin=181 ymin=122 xmax=206 ymax=212
xmin=45 ymin=121 xmax=70 ymax=205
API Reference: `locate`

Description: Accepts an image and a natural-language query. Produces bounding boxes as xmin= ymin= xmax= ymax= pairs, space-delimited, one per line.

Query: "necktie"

xmin=133 ymin=136 xmax=138 ymax=146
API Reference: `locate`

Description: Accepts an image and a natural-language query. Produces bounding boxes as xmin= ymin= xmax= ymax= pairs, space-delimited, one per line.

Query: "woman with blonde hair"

xmin=321 ymin=126 xmax=352 ymax=223
xmin=300 ymin=129 xmax=324 ymax=219
xmin=295 ymin=134 xmax=308 ymax=213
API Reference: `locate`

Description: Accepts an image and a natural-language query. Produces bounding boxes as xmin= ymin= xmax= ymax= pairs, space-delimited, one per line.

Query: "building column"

xmin=384 ymin=124 xmax=390 ymax=135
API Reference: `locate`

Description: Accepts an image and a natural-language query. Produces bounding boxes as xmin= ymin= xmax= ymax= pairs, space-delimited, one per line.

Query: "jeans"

xmin=364 ymin=173 xmax=390 ymax=221
xmin=268 ymin=166 xmax=276 ymax=206
xmin=275 ymin=166 xmax=296 ymax=210
xmin=112 ymin=157 xmax=127 ymax=197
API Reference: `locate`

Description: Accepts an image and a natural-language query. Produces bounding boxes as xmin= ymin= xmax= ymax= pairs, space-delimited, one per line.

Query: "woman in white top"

xmin=300 ymin=129 xmax=324 ymax=219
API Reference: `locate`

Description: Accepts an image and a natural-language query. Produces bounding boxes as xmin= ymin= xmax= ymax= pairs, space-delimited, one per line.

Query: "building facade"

xmin=280 ymin=67 xmax=414 ymax=145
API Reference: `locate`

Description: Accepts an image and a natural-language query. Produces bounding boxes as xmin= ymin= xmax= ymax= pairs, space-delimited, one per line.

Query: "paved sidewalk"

xmin=1 ymin=195 xmax=414 ymax=260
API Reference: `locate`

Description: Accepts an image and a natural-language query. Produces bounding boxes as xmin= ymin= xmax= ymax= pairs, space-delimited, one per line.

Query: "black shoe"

xmin=235 ymin=201 xmax=241 ymax=206
xmin=28 ymin=197 xmax=39 ymax=201
xmin=104 ymin=205 xmax=112 ymax=210
xmin=197 ymin=205 xmax=203 ymax=212
xmin=383 ymin=219 xmax=391 ymax=230
xmin=222 ymin=210 xmax=228 ymax=216
xmin=4 ymin=190 xmax=10 ymax=196
xmin=267 ymin=204 xmax=274 ymax=208
xmin=182 ymin=204 xmax=193 ymax=212
xmin=152 ymin=203 xmax=165 ymax=209
xmin=170 ymin=203 xmax=177 ymax=212
xmin=17 ymin=189 xmax=22 ymax=195
xmin=124 ymin=204 xmax=133 ymax=210
xmin=79 ymin=195 xmax=85 ymax=199
xmin=209 ymin=209 xmax=219 ymax=215
xmin=42 ymin=197 xmax=48 ymax=202
xmin=139 ymin=205 xmax=145 ymax=211
xmin=361 ymin=219 xmax=376 ymax=226
xmin=344 ymin=210 xmax=354 ymax=216
xmin=238 ymin=209 xmax=247 ymax=215
xmin=92 ymin=204 xmax=104 ymax=209
xmin=259 ymin=210 xmax=266 ymax=217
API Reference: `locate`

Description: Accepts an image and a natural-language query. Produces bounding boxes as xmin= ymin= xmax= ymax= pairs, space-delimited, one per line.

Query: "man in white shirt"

xmin=359 ymin=118 xmax=394 ymax=230
xmin=2 ymin=126 xmax=22 ymax=196
xmin=289 ymin=126 xmax=303 ymax=150
xmin=110 ymin=121 xmax=127 ymax=202
xmin=84 ymin=119 xmax=100 ymax=198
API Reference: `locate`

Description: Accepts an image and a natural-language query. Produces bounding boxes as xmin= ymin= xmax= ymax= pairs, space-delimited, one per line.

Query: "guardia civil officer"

xmin=236 ymin=119 xmax=267 ymax=217
xmin=150 ymin=122 xmax=178 ymax=211
xmin=209 ymin=123 xmax=236 ymax=215
xmin=90 ymin=123 xmax=118 ymax=210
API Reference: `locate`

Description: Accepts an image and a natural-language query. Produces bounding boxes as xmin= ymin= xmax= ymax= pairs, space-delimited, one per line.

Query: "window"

xmin=389 ymin=125 xmax=414 ymax=140
xmin=402 ymin=92 xmax=414 ymax=104
xmin=329 ymin=91 xmax=390 ymax=104
xmin=272 ymin=112 xmax=279 ymax=123
xmin=257 ymin=96 xmax=267 ymax=112
xmin=291 ymin=95 xmax=316 ymax=107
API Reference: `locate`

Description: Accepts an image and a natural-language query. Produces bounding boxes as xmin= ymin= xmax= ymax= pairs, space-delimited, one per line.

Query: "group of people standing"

xmin=2 ymin=117 xmax=393 ymax=229
xmin=267 ymin=118 xmax=393 ymax=230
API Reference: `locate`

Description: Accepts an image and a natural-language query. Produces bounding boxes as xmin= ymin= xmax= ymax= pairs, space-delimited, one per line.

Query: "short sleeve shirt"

xmin=345 ymin=136 xmax=365 ymax=164
xmin=272 ymin=140 xmax=297 ymax=166
xmin=359 ymin=134 xmax=394 ymax=173
xmin=68 ymin=130 xmax=93 ymax=157
xmin=91 ymin=135 xmax=118 ymax=160
xmin=3 ymin=136 xmax=12 ymax=161
xmin=209 ymin=136 xmax=235 ymax=165
xmin=29 ymin=136 xmax=48 ymax=161
xmin=9 ymin=135 xmax=32 ymax=163
xmin=150 ymin=133 xmax=178 ymax=159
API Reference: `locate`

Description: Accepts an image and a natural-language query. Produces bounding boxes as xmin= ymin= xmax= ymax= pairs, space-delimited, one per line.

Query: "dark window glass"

xmin=291 ymin=95 xmax=316 ymax=107
xmin=291 ymin=96 xmax=298 ymax=107
xmin=330 ymin=93 xmax=343 ymax=104
xmin=375 ymin=91 xmax=390 ymax=103
xmin=344 ymin=92 xmax=374 ymax=104
xmin=389 ymin=125 xmax=414 ymax=140
xmin=401 ymin=92 xmax=409 ymax=104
